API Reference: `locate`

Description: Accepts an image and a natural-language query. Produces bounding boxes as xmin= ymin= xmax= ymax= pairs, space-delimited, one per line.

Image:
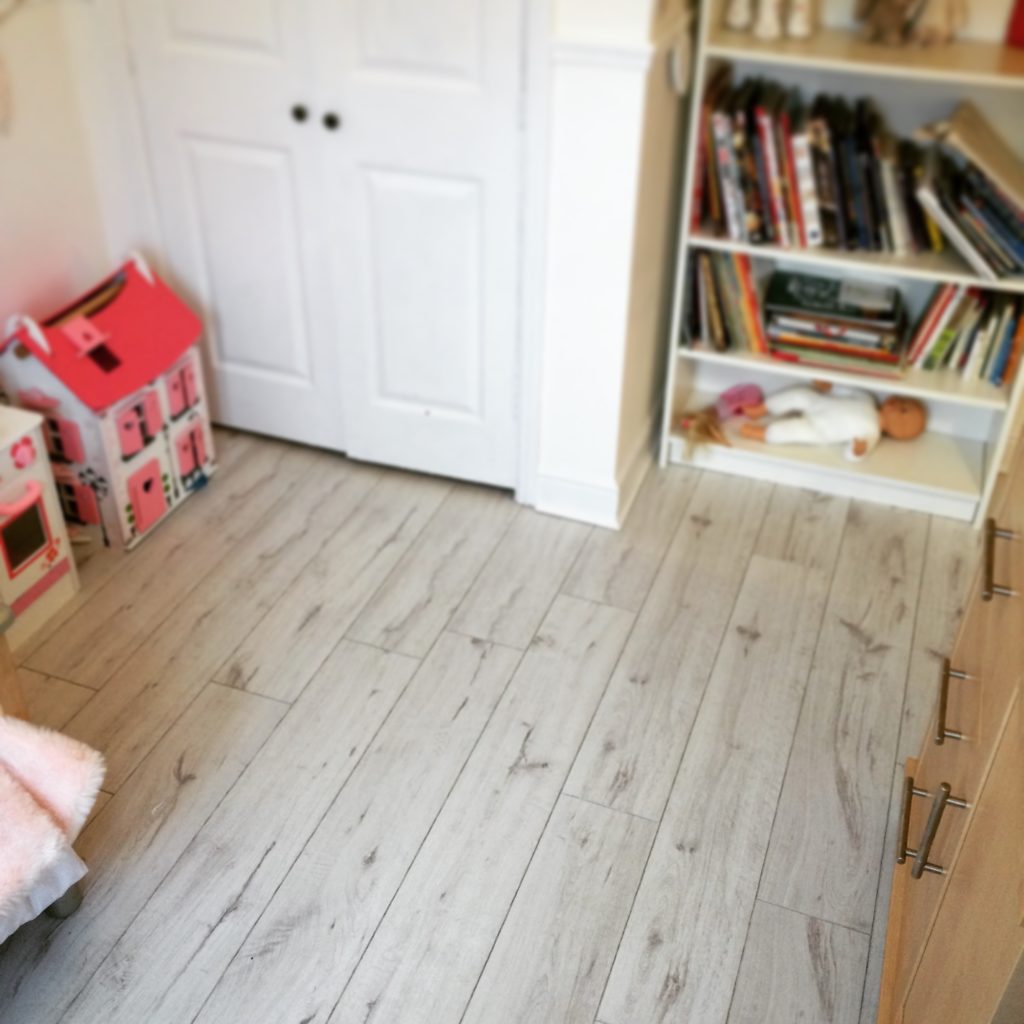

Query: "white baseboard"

xmin=532 ymin=417 xmax=656 ymax=530
xmin=533 ymin=472 xmax=622 ymax=529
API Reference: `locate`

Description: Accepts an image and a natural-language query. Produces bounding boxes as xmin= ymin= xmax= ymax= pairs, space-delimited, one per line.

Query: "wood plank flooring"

xmin=0 ymin=430 xmax=973 ymax=1024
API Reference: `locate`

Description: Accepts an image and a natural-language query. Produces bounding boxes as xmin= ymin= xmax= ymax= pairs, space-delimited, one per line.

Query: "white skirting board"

xmin=535 ymin=424 xmax=655 ymax=529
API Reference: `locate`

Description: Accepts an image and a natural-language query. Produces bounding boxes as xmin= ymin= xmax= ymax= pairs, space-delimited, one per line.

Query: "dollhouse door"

xmin=120 ymin=1 xmax=346 ymax=451
xmin=120 ymin=0 xmax=522 ymax=488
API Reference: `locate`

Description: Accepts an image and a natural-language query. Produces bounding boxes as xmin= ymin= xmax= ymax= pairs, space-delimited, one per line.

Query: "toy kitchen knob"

xmin=291 ymin=104 xmax=309 ymax=123
xmin=323 ymin=112 xmax=342 ymax=131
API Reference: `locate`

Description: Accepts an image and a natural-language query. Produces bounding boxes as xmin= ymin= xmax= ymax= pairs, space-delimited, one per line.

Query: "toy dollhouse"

xmin=0 ymin=255 xmax=216 ymax=549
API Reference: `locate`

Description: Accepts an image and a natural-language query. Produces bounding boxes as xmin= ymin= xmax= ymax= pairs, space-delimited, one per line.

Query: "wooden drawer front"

xmin=902 ymin=688 xmax=1024 ymax=1024
xmin=887 ymin=759 xmax=950 ymax=1012
xmin=986 ymin=439 xmax=1024 ymax=615
xmin=919 ymin=579 xmax=1017 ymax=836
xmin=889 ymin=541 xmax=1022 ymax=1011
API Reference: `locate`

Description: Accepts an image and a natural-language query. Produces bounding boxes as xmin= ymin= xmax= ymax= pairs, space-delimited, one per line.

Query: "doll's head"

xmin=880 ymin=396 xmax=927 ymax=441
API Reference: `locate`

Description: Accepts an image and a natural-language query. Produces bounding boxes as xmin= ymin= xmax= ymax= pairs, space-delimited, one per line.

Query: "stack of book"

xmin=685 ymin=249 xmax=768 ymax=353
xmin=694 ymin=69 xmax=940 ymax=257
xmin=915 ymin=102 xmax=1024 ymax=281
xmin=763 ymin=269 xmax=907 ymax=378
xmin=907 ymin=286 xmax=1024 ymax=385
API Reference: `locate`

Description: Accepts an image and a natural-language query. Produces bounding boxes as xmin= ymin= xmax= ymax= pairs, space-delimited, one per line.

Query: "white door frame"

xmin=61 ymin=0 xmax=553 ymax=504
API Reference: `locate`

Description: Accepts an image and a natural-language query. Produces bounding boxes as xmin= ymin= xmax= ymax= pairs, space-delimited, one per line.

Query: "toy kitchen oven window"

xmin=0 ymin=481 xmax=52 ymax=578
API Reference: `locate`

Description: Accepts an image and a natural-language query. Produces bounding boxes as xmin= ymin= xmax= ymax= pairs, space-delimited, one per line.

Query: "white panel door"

xmin=122 ymin=1 xmax=345 ymax=449
xmin=316 ymin=0 xmax=522 ymax=487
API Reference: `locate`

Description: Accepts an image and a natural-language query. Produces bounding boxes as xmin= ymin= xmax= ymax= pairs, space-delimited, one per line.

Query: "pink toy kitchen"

xmin=0 ymin=404 xmax=79 ymax=647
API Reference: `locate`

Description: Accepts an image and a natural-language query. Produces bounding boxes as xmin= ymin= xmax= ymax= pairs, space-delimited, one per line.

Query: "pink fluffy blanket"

xmin=0 ymin=716 xmax=105 ymax=943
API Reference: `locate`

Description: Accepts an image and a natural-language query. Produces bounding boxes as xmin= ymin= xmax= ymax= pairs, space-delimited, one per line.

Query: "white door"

xmin=124 ymin=1 xmax=523 ymax=486
xmin=315 ymin=0 xmax=523 ymax=487
xmin=123 ymin=1 xmax=345 ymax=449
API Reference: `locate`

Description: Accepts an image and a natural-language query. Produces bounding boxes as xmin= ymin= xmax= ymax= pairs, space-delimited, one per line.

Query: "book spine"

xmin=962 ymin=196 xmax=1024 ymax=269
xmin=990 ymin=304 xmax=1020 ymax=384
xmin=746 ymin=118 xmax=773 ymax=245
xmin=691 ymin=105 xmax=709 ymax=232
xmin=865 ymin=142 xmax=893 ymax=253
xmin=756 ymin=108 xmax=791 ymax=248
xmin=715 ymin=254 xmax=751 ymax=351
xmin=879 ymin=155 xmax=910 ymax=256
xmin=776 ymin=111 xmax=803 ymax=246
xmin=957 ymin=206 xmax=1015 ymax=274
xmin=699 ymin=252 xmax=728 ymax=350
xmin=790 ymin=132 xmax=822 ymax=248
xmin=842 ymin=137 xmax=870 ymax=250
xmin=711 ymin=112 xmax=746 ymax=242
xmin=1001 ymin=301 xmax=1024 ymax=386
xmin=982 ymin=302 xmax=1013 ymax=380
xmin=705 ymin=112 xmax=724 ymax=234
xmin=736 ymin=254 xmax=768 ymax=354
xmin=916 ymin=185 xmax=998 ymax=280
xmin=965 ymin=304 xmax=996 ymax=380
xmin=907 ymin=285 xmax=952 ymax=364
xmin=695 ymin=256 xmax=709 ymax=346
xmin=808 ymin=119 xmax=844 ymax=249
xmin=915 ymin=286 xmax=966 ymax=367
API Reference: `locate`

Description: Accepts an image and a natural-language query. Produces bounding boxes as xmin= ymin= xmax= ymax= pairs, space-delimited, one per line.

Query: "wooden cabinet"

xmin=879 ymin=439 xmax=1024 ymax=1023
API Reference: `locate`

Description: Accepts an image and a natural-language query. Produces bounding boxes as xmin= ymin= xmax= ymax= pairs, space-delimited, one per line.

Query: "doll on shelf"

xmin=739 ymin=382 xmax=927 ymax=461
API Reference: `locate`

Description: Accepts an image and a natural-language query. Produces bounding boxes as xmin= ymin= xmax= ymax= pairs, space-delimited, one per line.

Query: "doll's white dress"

xmin=762 ymin=386 xmax=881 ymax=461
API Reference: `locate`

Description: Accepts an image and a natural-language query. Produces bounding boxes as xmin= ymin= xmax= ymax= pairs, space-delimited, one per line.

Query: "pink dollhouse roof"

xmin=4 ymin=258 xmax=203 ymax=413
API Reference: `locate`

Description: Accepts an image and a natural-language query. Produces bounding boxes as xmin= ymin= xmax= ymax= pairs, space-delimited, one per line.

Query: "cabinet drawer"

xmin=886 ymin=758 xmax=952 ymax=1011
xmin=986 ymin=435 xmax=1024 ymax=610
xmin=902 ymin=688 xmax=1024 ymax=1024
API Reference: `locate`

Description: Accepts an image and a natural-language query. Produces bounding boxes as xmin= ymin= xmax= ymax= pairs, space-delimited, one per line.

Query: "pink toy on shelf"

xmin=716 ymin=384 xmax=764 ymax=421
xmin=0 ymin=255 xmax=217 ymax=550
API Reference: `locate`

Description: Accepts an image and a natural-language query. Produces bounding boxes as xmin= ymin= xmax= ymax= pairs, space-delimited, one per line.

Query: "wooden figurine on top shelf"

xmin=725 ymin=0 xmax=819 ymax=39
xmin=857 ymin=0 xmax=968 ymax=46
xmin=739 ymin=382 xmax=927 ymax=460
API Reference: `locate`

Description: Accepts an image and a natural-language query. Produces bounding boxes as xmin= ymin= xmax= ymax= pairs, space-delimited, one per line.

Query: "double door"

xmin=123 ymin=0 xmax=522 ymax=486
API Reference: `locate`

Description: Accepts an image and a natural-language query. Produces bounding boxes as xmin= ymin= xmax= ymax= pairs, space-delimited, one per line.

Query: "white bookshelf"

xmin=658 ymin=0 xmax=1024 ymax=524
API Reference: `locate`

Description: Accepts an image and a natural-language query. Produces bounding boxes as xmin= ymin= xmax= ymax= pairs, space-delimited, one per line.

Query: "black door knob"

xmin=323 ymin=112 xmax=342 ymax=131
xmin=291 ymin=104 xmax=309 ymax=123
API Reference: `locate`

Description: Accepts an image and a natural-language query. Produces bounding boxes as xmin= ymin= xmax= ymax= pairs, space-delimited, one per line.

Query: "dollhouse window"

xmin=57 ymin=481 xmax=100 ymax=526
xmin=176 ymin=423 xmax=207 ymax=478
xmin=86 ymin=344 xmax=121 ymax=372
xmin=167 ymin=361 xmax=199 ymax=419
xmin=44 ymin=418 xmax=86 ymax=464
xmin=116 ymin=391 xmax=163 ymax=459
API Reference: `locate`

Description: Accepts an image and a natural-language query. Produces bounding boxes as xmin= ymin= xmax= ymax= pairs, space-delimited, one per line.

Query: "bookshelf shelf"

xmin=677 ymin=345 xmax=1010 ymax=410
xmin=689 ymin=233 xmax=1024 ymax=296
xmin=706 ymin=25 xmax=1024 ymax=91
xmin=658 ymin=1 xmax=1024 ymax=525
xmin=667 ymin=387 xmax=984 ymax=522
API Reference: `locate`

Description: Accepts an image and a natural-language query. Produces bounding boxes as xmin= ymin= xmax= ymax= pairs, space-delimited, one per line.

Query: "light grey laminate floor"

xmin=0 ymin=429 xmax=977 ymax=1024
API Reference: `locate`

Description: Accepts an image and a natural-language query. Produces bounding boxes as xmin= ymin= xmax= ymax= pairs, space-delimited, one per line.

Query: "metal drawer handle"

xmin=912 ymin=783 xmax=969 ymax=879
xmin=935 ymin=658 xmax=970 ymax=745
xmin=983 ymin=518 xmax=1017 ymax=601
xmin=895 ymin=775 xmax=967 ymax=879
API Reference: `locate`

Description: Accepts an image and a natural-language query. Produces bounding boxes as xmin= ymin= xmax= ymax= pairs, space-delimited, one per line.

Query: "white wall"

xmin=615 ymin=44 xmax=687 ymax=489
xmin=0 ymin=3 xmax=107 ymax=320
xmin=529 ymin=0 xmax=690 ymax=527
